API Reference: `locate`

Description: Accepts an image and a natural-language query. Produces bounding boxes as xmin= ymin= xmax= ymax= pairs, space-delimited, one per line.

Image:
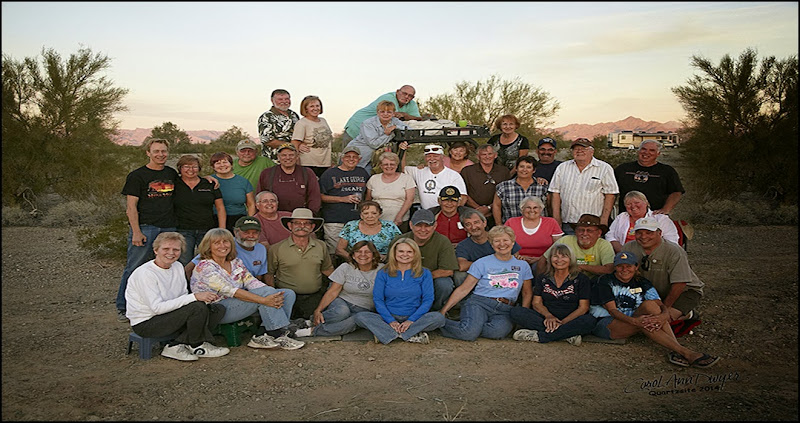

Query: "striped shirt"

xmin=548 ymin=158 xmax=619 ymax=223
xmin=495 ymin=178 xmax=549 ymax=223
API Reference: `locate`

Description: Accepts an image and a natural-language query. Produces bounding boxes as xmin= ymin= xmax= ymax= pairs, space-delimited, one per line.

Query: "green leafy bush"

xmin=76 ymin=213 xmax=128 ymax=261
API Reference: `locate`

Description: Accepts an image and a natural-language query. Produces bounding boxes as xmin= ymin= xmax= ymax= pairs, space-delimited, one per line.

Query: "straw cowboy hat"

xmin=280 ymin=208 xmax=324 ymax=232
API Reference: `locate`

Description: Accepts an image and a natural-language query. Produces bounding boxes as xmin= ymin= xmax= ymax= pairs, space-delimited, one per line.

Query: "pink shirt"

xmin=505 ymin=216 xmax=564 ymax=257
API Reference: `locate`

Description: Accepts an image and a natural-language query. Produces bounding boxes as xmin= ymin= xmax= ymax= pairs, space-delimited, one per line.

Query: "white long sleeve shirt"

xmin=125 ymin=260 xmax=197 ymax=326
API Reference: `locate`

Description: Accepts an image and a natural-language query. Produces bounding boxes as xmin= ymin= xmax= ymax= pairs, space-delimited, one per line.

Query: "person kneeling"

xmin=126 ymin=232 xmax=229 ymax=361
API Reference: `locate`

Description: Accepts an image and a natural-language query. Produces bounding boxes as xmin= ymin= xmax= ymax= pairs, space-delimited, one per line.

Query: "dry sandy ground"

xmin=1 ymin=224 xmax=797 ymax=421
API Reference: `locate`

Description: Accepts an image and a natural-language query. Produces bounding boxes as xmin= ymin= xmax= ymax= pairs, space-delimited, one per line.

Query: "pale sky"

xmin=2 ymin=1 xmax=798 ymax=135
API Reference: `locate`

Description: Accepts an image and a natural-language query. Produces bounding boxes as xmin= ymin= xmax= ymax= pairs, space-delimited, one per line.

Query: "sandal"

xmin=690 ymin=353 xmax=721 ymax=368
xmin=667 ymin=351 xmax=690 ymax=367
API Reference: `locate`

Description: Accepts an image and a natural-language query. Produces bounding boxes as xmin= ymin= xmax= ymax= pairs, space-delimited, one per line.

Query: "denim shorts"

xmin=591 ymin=316 xmax=614 ymax=339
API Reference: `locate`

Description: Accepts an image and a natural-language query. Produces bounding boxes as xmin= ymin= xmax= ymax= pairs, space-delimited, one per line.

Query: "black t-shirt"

xmin=614 ymin=161 xmax=684 ymax=211
xmin=121 ymin=165 xmax=179 ymax=228
xmin=488 ymin=134 xmax=530 ymax=170
xmin=533 ymin=160 xmax=562 ymax=183
xmin=532 ymin=272 xmax=591 ymax=320
xmin=319 ymin=166 xmax=369 ymax=223
xmin=173 ymin=178 xmax=222 ymax=230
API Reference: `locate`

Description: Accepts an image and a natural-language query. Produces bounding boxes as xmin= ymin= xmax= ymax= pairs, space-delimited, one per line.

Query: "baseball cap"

xmin=341 ymin=144 xmax=361 ymax=155
xmin=614 ymin=251 xmax=639 ymax=266
xmin=633 ymin=217 xmax=661 ymax=232
xmin=276 ymin=143 xmax=297 ymax=153
xmin=234 ymin=216 xmax=261 ymax=231
xmin=570 ymin=138 xmax=592 ymax=148
xmin=236 ymin=139 xmax=259 ymax=152
xmin=538 ymin=138 xmax=557 ymax=149
xmin=410 ymin=208 xmax=435 ymax=225
xmin=423 ymin=144 xmax=444 ymax=155
xmin=439 ymin=186 xmax=461 ymax=201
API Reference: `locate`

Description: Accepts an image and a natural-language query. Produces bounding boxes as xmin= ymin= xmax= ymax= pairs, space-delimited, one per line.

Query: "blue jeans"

xmin=177 ymin=228 xmax=209 ymax=266
xmin=440 ymin=295 xmax=514 ymax=341
xmin=354 ymin=311 xmax=446 ymax=344
xmin=218 ymin=285 xmax=295 ymax=331
xmin=509 ymin=307 xmax=597 ymax=343
xmin=433 ymin=277 xmax=455 ymax=311
xmin=116 ymin=224 xmax=176 ymax=312
xmin=313 ymin=297 xmax=370 ymax=336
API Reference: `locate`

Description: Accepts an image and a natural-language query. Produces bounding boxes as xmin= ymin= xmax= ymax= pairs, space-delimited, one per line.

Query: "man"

xmin=549 ymin=138 xmax=619 ymax=235
xmin=427 ymin=186 xmax=469 ymax=245
xmin=621 ymin=217 xmax=704 ymax=323
xmin=258 ymin=89 xmax=300 ymax=162
xmin=341 ymin=85 xmax=423 ymax=144
xmin=252 ymin=190 xmax=291 ymax=249
xmin=267 ymin=208 xmax=334 ymax=320
xmin=403 ymin=144 xmax=467 ymax=210
xmin=256 ymin=143 xmax=321 ymax=214
xmin=116 ymin=138 xmax=179 ymax=322
xmin=185 ymin=216 xmax=270 ymax=283
xmin=125 ymin=232 xmax=229 ymax=361
xmin=319 ymin=145 xmax=370 ymax=254
xmin=454 ymin=209 xmax=521 ymax=288
xmin=389 ymin=209 xmax=459 ymax=311
xmin=233 ymin=138 xmax=276 ymax=192
xmin=537 ymin=214 xmax=615 ymax=279
xmin=461 ymin=144 xmax=511 ymax=227
xmin=532 ymin=137 xmax=562 ymax=184
xmin=615 ymin=140 xmax=685 ymax=215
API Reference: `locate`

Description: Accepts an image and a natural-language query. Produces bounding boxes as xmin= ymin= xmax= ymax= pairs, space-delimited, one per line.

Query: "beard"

xmin=237 ymin=239 xmax=257 ymax=248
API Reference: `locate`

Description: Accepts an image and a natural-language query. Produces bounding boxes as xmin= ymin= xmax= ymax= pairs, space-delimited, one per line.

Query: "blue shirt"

xmin=191 ymin=242 xmax=268 ymax=278
xmin=373 ymin=268 xmax=434 ymax=323
xmin=344 ymin=92 xmax=419 ymax=139
xmin=214 ymin=174 xmax=253 ymax=216
xmin=346 ymin=116 xmax=408 ymax=169
xmin=468 ymin=255 xmax=533 ymax=301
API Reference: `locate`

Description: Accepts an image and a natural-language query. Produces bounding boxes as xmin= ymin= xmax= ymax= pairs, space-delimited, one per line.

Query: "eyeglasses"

xmin=640 ymin=254 xmax=650 ymax=271
xmin=484 ymin=174 xmax=496 ymax=185
xmin=399 ymin=91 xmax=415 ymax=99
xmin=181 ymin=165 xmax=199 ymax=169
xmin=257 ymin=199 xmax=278 ymax=204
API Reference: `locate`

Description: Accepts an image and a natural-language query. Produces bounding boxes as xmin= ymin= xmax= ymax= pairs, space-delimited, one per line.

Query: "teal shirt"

xmin=344 ymin=92 xmax=420 ymax=139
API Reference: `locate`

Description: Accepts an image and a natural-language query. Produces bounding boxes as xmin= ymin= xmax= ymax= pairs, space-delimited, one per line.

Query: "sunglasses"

xmin=424 ymin=147 xmax=442 ymax=153
xmin=640 ymin=254 xmax=650 ymax=271
xmin=484 ymin=174 xmax=496 ymax=185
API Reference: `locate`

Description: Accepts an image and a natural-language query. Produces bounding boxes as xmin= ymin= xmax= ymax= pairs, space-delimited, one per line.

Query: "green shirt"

xmin=544 ymin=235 xmax=615 ymax=278
xmin=268 ymin=237 xmax=333 ymax=294
xmin=233 ymin=156 xmax=275 ymax=194
xmin=390 ymin=232 xmax=459 ymax=272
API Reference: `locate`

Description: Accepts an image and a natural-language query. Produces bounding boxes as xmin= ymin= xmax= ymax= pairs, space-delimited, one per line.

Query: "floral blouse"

xmin=338 ymin=219 xmax=401 ymax=255
xmin=190 ymin=258 xmax=265 ymax=300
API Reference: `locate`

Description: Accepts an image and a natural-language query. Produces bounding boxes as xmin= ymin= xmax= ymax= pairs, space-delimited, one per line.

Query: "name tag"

xmin=629 ymin=287 xmax=642 ymax=294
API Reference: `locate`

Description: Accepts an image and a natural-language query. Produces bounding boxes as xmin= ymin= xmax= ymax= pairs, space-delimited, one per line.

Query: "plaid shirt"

xmin=257 ymin=107 xmax=300 ymax=161
xmin=495 ymin=178 xmax=549 ymax=223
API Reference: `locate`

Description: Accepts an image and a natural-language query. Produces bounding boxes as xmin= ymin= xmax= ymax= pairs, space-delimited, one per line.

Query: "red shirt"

xmin=435 ymin=211 xmax=467 ymax=244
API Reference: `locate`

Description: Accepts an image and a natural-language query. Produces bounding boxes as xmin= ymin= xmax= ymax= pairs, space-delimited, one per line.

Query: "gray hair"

xmin=519 ymin=196 xmax=545 ymax=212
xmin=459 ymin=207 xmax=486 ymax=223
xmin=153 ymin=232 xmax=186 ymax=254
xmin=639 ymin=139 xmax=662 ymax=151
xmin=477 ymin=143 xmax=496 ymax=154
xmin=256 ymin=190 xmax=278 ymax=202
xmin=377 ymin=151 xmax=400 ymax=165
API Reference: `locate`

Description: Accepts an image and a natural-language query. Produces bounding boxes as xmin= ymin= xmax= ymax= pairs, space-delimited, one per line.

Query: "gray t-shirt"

xmin=328 ymin=262 xmax=385 ymax=310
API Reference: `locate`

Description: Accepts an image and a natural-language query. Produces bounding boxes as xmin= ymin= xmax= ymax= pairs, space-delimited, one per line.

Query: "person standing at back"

xmin=233 ymin=139 xmax=275 ymax=192
xmin=614 ymin=140 xmax=685 ymax=215
xmin=291 ymin=95 xmax=334 ymax=178
xmin=256 ymin=143 xmax=321 ymax=214
xmin=258 ymin=89 xmax=300 ymax=162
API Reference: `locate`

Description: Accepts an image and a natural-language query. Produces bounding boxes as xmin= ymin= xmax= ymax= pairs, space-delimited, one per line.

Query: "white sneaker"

xmin=513 ymin=329 xmax=540 ymax=342
xmin=161 ymin=344 xmax=199 ymax=361
xmin=294 ymin=327 xmax=313 ymax=338
xmin=275 ymin=335 xmax=305 ymax=350
xmin=406 ymin=332 xmax=430 ymax=344
xmin=565 ymin=335 xmax=582 ymax=346
xmin=191 ymin=342 xmax=230 ymax=358
xmin=247 ymin=333 xmax=279 ymax=349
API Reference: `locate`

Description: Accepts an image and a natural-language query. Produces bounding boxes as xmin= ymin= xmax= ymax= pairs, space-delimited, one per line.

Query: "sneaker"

xmin=117 ymin=310 xmax=129 ymax=322
xmin=161 ymin=344 xmax=199 ymax=361
xmin=565 ymin=335 xmax=582 ymax=346
xmin=247 ymin=333 xmax=279 ymax=349
xmin=406 ymin=332 xmax=430 ymax=344
xmin=275 ymin=335 xmax=305 ymax=350
xmin=513 ymin=329 xmax=540 ymax=342
xmin=191 ymin=342 xmax=230 ymax=358
xmin=294 ymin=327 xmax=313 ymax=338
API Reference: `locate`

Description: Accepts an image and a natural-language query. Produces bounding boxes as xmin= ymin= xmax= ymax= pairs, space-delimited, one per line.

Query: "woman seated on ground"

xmin=439 ymin=226 xmax=534 ymax=341
xmin=354 ymin=238 xmax=446 ymax=344
xmin=505 ymin=196 xmax=563 ymax=273
xmin=311 ymin=241 xmax=384 ymax=336
xmin=346 ymin=100 xmax=409 ymax=174
xmin=590 ymin=251 xmax=720 ymax=368
xmin=442 ymin=141 xmax=474 ymax=173
xmin=606 ymin=190 xmax=679 ymax=253
xmin=509 ymin=243 xmax=595 ymax=346
xmin=365 ymin=151 xmax=416 ymax=233
xmin=493 ymin=155 xmax=547 ymax=224
xmin=190 ymin=228 xmax=306 ymax=350
xmin=336 ymin=201 xmax=401 ymax=262
xmin=126 ymin=232 xmax=229 ymax=361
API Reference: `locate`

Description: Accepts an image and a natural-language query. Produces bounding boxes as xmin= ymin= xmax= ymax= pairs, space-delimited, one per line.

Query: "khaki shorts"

xmin=323 ymin=222 xmax=345 ymax=254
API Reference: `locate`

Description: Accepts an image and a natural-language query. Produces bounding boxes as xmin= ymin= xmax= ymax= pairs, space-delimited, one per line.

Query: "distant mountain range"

xmin=110 ymin=116 xmax=682 ymax=146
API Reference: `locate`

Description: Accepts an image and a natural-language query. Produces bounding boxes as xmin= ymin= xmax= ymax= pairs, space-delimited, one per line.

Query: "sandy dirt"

xmin=1 ymin=222 xmax=797 ymax=421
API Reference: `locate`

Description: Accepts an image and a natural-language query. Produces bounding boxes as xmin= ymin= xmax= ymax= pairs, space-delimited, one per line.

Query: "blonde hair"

xmin=300 ymin=95 xmax=323 ymax=117
xmin=487 ymin=225 xmax=516 ymax=244
xmin=385 ymin=238 xmax=423 ymax=278
xmin=376 ymin=100 xmax=396 ymax=112
xmin=143 ymin=138 xmax=169 ymax=152
xmin=197 ymin=228 xmax=237 ymax=262
xmin=546 ymin=244 xmax=580 ymax=279
xmin=153 ymin=232 xmax=187 ymax=254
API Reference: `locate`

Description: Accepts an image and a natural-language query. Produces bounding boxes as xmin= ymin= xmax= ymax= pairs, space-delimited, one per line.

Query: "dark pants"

xmin=291 ymin=286 xmax=328 ymax=320
xmin=509 ymin=306 xmax=596 ymax=343
xmin=132 ymin=301 xmax=225 ymax=347
xmin=225 ymin=214 xmax=246 ymax=234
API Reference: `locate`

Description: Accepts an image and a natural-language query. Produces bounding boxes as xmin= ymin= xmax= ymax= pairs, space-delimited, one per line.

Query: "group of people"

xmin=117 ymin=85 xmax=717 ymax=368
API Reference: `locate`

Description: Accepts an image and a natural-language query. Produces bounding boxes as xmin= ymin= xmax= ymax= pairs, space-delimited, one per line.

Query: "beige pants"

xmin=322 ymin=222 xmax=345 ymax=254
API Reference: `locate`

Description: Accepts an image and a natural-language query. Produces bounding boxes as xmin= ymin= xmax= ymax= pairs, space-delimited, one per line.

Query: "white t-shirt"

xmin=404 ymin=165 xmax=467 ymax=209
xmin=292 ymin=117 xmax=333 ymax=167
xmin=366 ymin=173 xmax=417 ymax=222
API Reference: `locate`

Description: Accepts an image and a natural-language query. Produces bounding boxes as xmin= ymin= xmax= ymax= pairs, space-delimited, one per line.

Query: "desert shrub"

xmin=681 ymin=198 xmax=797 ymax=226
xmin=40 ymin=201 xmax=107 ymax=227
xmin=77 ymin=212 xmax=129 ymax=261
xmin=1 ymin=205 xmax=40 ymax=227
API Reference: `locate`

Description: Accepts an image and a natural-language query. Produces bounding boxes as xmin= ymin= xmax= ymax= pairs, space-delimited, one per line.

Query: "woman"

xmin=606 ymin=190 xmax=679 ymax=252
xmin=487 ymin=114 xmax=529 ymax=175
xmin=590 ymin=251 xmax=720 ymax=368
xmin=504 ymin=196 xmax=563 ymax=272
xmin=345 ymin=100 xmax=409 ymax=174
xmin=493 ymin=156 xmax=547 ymax=224
xmin=210 ymin=152 xmax=256 ymax=233
xmin=443 ymin=141 xmax=474 ymax=173
xmin=353 ymin=238 xmax=446 ymax=344
xmin=336 ymin=201 xmax=401 ymax=261
xmin=190 ymin=228 xmax=305 ymax=350
xmin=365 ymin=151 xmax=416 ymax=232
xmin=311 ymin=241 xmax=384 ymax=336
xmin=509 ymin=244 xmax=595 ymax=345
xmin=439 ymin=226 xmax=534 ymax=341
xmin=173 ymin=155 xmax=226 ymax=265
xmin=291 ymin=95 xmax=334 ymax=178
